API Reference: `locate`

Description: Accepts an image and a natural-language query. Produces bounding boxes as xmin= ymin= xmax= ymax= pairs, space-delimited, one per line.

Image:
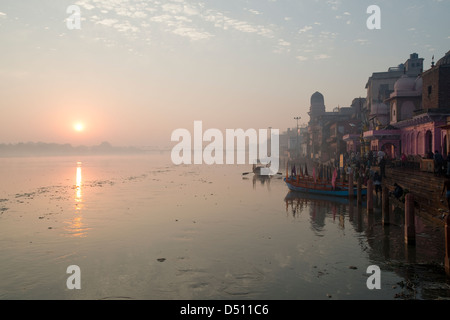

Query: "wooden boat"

xmin=284 ymin=191 xmax=351 ymax=205
xmin=252 ymin=162 xmax=274 ymax=176
xmin=284 ymin=175 xmax=367 ymax=197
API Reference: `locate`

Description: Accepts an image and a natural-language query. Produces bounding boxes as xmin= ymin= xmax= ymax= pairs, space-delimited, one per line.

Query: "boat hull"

xmin=284 ymin=178 xmax=367 ymax=197
xmin=284 ymin=191 xmax=351 ymax=205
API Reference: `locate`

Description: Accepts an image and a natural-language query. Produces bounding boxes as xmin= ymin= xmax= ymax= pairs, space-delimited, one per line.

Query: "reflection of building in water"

xmin=284 ymin=192 xmax=347 ymax=230
xmin=252 ymin=175 xmax=271 ymax=191
xmin=283 ymin=192 xmax=448 ymax=298
xmin=65 ymin=161 xmax=88 ymax=237
xmin=284 ymin=192 xmax=446 ymax=284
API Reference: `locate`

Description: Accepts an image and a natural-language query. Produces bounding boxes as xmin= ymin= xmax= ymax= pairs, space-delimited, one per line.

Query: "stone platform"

xmin=381 ymin=165 xmax=448 ymax=224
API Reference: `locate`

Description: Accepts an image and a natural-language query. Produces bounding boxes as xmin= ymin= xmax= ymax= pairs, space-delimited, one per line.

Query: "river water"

xmin=0 ymin=153 xmax=449 ymax=300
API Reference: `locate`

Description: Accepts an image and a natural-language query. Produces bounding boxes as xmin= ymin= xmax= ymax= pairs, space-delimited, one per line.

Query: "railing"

xmin=386 ymin=155 xmax=422 ymax=170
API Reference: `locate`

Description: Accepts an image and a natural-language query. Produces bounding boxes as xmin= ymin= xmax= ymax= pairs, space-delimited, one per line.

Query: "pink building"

xmin=396 ymin=112 xmax=447 ymax=157
xmin=363 ymin=129 xmax=401 ymax=159
xmin=358 ymin=51 xmax=450 ymax=159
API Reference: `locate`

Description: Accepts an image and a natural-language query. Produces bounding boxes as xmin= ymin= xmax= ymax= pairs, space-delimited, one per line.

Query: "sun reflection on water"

xmin=76 ymin=162 xmax=82 ymax=203
xmin=65 ymin=161 xmax=88 ymax=237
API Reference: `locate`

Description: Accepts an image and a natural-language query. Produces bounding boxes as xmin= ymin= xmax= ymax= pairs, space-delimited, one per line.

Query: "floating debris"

xmin=15 ymin=192 xmax=35 ymax=199
xmin=157 ymin=258 xmax=166 ymax=262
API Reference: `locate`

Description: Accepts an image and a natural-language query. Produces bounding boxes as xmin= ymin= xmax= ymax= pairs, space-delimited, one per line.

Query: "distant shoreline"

xmin=0 ymin=142 xmax=170 ymax=157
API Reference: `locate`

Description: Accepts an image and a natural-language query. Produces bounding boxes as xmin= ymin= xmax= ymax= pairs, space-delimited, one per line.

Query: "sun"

xmin=74 ymin=123 xmax=84 ymax=132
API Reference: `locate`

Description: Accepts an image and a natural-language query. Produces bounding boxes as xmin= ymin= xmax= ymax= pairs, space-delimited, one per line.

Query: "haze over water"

xmin=0 ymin=153 xmax=448 ymax=300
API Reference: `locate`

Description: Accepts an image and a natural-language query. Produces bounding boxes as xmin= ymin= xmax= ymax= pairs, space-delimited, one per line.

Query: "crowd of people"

xmin=341 ymin=149 xmax=386 ymax=183
xmin=343 ymin=149 xmax=450 ymax=176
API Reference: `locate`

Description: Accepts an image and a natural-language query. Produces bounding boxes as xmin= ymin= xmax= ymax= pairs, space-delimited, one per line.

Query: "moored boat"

xmin=252 ymin=162 xmax=273 ymax=176
xmin=284 ymin=176 xmax=366 ymax=197
xmin=284 ymin=164 xmax=367 ymax=197
xmin=284 ymin=190 xmax=352 ymax=205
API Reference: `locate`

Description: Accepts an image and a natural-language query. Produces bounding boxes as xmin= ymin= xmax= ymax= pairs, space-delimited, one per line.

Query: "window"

xmin=379 ymin=84 xmax=390 ymax=101
xmin=428 ymin=85 xmax=432 ymax=97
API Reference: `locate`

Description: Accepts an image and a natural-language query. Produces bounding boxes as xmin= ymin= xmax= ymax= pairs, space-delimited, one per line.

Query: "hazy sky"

xmin=0 ymin=0 xmax=449 ymax=147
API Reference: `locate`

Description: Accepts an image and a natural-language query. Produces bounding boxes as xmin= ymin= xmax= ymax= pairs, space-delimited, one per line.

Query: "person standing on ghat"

xmin=379 ymin=156 xmax=386 ymax=178
xmin=373 ymin=171 xmax=382 ymax=197
xmin=434 ymin=150 xmax=444 ymax=176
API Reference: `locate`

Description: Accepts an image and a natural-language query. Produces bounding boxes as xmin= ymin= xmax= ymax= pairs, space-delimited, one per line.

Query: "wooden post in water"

xmin=357 ymin=177 xmax=362 ymax=204
xmin=367 ymin=179 xmax=373 ymax=213
xmin=382 ymin=186 xmax=389 ymax=225
xmin=445 ymin=214 xmax=450 ymax=276
xmin=348 ymin=173 xmax=354 ymax=199
xmin=405 ymin=194 xmax=416 ymax=246
xmin=349 ymin=201 xmax=354 ymax=222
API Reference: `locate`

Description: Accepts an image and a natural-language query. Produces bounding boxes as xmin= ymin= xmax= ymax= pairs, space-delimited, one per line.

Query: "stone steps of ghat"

xmin=381 ymin=167 xmax=448 ymax=221
xmin=384 ymin=167 xmax=443 ymax=194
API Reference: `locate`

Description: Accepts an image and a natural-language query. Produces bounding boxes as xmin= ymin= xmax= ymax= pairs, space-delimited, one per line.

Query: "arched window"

xmin=381 ymin=143 xmax=396 ymax=159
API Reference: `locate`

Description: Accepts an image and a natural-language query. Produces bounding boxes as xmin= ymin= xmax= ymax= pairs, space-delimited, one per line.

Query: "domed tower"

xmin=386 ymin=74 xmax=422 ymax=124
xmin=309 ymin=91 xmax=326 ymax=121
xmin=393 ymin=74 xmax=416 ymax=93
xmin=436 ymin=50 xmax=450 ymax=67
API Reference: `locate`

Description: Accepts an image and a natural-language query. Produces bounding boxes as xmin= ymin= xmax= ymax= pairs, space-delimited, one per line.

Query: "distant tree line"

xmin=0 ymin=141 xmax=145 ymax=157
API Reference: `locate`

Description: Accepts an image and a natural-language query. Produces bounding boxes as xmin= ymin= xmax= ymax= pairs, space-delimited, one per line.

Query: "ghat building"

xmin=365 ymin=53 xmax=424 ymax=129
xmin=360 ymin=50 xmax=450 ymax=159
xmin=302 ymin=51 xmax=450 ymax=166
xmin=307 ymin=92 xmax=363 ymax=163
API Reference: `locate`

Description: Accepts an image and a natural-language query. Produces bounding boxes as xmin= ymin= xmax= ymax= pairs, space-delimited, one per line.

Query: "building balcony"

xmin=363 ymin=129 xmax=401 ymax=140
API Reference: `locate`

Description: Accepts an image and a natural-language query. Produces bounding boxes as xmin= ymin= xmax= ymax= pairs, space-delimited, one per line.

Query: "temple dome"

xmin=436 ymin=50 xmax=450 ymax=67
xmin=311 ymin=91 xmax=324 ymax=106
xmin=309 ymin=91 xmax=326 ymax=119
xmin=394 ymin=75 xmax=416 ymax=92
